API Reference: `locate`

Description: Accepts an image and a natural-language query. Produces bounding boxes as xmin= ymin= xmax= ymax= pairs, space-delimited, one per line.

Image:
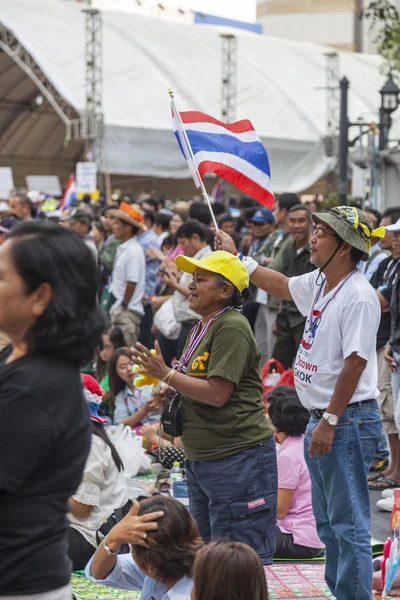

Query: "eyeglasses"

xmin=312 ymin=227 xmax=338 ymax=239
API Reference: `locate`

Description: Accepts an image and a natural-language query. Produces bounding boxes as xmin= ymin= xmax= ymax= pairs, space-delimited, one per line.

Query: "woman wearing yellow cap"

xmin=132 ymin=250 xmax=277 ymax=564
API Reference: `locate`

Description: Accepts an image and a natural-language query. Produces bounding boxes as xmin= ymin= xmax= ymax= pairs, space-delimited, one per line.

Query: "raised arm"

xmin=214 ymin=229 xmax=292 ymax=300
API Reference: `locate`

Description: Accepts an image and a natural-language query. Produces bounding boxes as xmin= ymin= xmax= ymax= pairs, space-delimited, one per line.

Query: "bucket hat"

xmin=312 ymin=206 xmax=385 ymax=261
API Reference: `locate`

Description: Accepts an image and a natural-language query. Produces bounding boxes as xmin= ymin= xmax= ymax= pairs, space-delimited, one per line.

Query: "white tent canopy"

xmin=1 ymin=0 xmax=398 ymax=193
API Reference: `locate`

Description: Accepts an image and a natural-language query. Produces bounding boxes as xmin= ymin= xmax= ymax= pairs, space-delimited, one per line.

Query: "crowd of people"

xmin=1 ymin=186 xmax=400 ymax=599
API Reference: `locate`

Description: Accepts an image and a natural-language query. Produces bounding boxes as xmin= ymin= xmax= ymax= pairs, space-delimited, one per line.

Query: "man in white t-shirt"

xmin=108 ymin=203 xmax=146 ymax=348
xmin=216 ymin=206 xmax=385 ymax=600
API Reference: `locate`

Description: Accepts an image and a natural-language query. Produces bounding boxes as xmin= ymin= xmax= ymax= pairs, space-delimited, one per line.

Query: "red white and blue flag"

xmin=60 ymin=174 xmax=76 ymax=211
xmin=211 ymin=178 xmax=225 ymax=203
xmin=171 ymin=103 xmax=274 ymax=209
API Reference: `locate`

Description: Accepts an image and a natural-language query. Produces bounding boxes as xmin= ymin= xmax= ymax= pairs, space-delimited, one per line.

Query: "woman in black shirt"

xmin=0 ymin=221 xmax=104 ymax=598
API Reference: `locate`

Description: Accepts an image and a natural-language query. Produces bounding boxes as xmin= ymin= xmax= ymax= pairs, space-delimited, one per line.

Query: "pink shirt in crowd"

xmin=277 ymin=435 xmax=323 ymax=549
xmin=167 ymin=244 xmax=184 ymax=261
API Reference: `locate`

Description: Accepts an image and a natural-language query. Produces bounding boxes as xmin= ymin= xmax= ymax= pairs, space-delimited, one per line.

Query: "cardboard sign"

xmin=76 ymin=162 xmax=98 ymax=199
xmin=0 ymin=167 xmax=14 ymax=200
xmin=26 ymin=175 xmax=62 ymax=196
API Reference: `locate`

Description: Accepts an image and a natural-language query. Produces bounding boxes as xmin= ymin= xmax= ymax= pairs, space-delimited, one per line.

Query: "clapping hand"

xmin=152 ymin=386 xmax=171 ymax=409
xmin=161 ymin=257 xmax=176 ymax=271
xmin=163 ymin=269 xmax=179 ymax=288
xmin=132 ymin=341 xmax=170 ymax=382
xmin=145 ymin=397 xmax=159 ymax=414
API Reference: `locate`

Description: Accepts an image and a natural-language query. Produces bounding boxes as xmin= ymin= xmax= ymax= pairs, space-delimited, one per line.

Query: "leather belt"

xmin=309 ymin=399 xmax=376 ymax=420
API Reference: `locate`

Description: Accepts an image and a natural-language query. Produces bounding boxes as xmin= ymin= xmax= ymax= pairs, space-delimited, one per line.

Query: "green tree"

xmin=363 ymin=0 xmax=400 ymax=75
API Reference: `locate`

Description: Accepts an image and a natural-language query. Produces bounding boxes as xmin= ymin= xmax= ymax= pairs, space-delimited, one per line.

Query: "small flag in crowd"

xmin=171 ymin=104 xmax=274 ymax=209
xmin=211 ymin=178 xmax=225 ymax=203
xmin=60 ymin=174 xmax=76 ymax=211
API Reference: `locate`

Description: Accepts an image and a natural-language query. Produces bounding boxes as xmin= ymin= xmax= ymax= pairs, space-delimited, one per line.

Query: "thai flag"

xmin=211 ymin=178 xmax=224 ymax=203
xmin=60 ymin=174 xmax=76 ymax=211
xmin=172 ymin=104 xmax=274 ymax=209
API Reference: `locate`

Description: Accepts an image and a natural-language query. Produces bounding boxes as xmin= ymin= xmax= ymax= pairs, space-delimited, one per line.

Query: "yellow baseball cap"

xmin=175 ymin=250 xmax=249 ymax=293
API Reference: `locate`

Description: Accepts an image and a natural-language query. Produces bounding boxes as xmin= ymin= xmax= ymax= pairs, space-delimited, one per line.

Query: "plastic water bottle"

xmin=171 ymin=462 xmax=183 ymax=482
xmin=170 ymin=462 xmax=182 ymax=497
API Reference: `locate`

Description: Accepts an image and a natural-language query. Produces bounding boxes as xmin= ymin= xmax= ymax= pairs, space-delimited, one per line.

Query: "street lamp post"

xmin=338 ymin=77 xmax=349 ymax=205
xmin=337 ymin=75 xmax=400 ymax=203
xmin=378 ymin=76 xmax=400 ymax=151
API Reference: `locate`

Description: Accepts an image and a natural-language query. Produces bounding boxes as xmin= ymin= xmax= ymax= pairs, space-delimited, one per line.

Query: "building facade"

xmin=257 ymin=0 xmax=400 ymax=53
xmin=71 ymin=0 xmax=257 ymax=24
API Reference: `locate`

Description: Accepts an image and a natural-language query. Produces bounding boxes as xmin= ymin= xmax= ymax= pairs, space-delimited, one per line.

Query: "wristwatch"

xmin=103 ymin=535 xmax=120 ymax=556
xmin=121 ymin=301 xmax=128 ymax=309
xmin=322 ymin=411 xmax=339 ymax=427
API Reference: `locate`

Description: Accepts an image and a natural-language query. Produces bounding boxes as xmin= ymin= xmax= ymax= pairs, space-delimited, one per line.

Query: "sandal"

xmin=369 ymin=477 xmax=400 ymax=490
xmin=368 ymin=471 xmax=384 ymax=482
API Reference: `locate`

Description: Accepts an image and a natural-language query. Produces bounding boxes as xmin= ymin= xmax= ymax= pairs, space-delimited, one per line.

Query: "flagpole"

xmin=169 ymin=89 xmax=218 ymax=230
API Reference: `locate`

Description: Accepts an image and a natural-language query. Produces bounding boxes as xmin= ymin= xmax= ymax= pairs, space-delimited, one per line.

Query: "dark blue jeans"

xmin=185 ymin=436 xmax=277 ymax=564
xmin=375 ymin=434 xmax=389 ymax=461
xmin=304 ymin=401 xmax=382 ymax=600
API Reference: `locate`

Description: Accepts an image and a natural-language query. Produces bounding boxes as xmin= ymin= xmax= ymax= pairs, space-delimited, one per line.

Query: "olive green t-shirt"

xmin=180 ymin=309 xmax=274 ymax=460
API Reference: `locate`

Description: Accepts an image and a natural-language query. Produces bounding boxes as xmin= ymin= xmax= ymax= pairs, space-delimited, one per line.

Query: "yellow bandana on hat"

xmin=312 ymin=205 xmax=385 ymax=261
xmin=336 ymin=206 xmax=385 ymax=251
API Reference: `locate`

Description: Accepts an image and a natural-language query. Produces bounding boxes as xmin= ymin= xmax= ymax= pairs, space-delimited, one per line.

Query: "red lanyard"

xmin=173 ymin=306 xmax=233 ymax=373
xmin=308 ymin=268 xmax=357 ymax=331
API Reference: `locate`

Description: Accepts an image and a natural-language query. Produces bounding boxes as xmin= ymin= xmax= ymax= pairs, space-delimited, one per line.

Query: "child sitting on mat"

xmin=109 ymin=348 xmax=160 ymax=433
xmin=268 ymin=386 xmax=324 ymax=559
xmin=372 ymin=557 xmax=400 ymax=595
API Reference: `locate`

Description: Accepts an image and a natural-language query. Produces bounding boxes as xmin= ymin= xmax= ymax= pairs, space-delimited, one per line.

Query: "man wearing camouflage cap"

xmin=216 ymin=206 xmax=385 ymax=600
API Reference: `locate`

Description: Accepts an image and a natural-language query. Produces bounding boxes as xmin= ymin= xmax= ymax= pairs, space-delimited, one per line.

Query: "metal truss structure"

xmin=325 ymin=51 xmax=340 ymax=157
xmin=0 ymin=11 xmax=103 ymax=163
xmin=83 ymin=8 xmax=104 ymax=163
xmin=0 ymin=20 xmax=80 ymax=140
xmin=221 ymin=34 xmax=237 ymax=123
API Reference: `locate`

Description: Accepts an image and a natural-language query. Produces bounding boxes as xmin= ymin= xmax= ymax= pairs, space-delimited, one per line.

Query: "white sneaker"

xmin=376 ymin=496 xmax=395 ymax=512
xmin=381 ymin=488 xmax=400 ymax=499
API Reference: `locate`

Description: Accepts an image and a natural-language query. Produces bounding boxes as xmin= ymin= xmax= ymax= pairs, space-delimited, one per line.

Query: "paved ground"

xmin=370 ymin=489 xmax=392 ymax=542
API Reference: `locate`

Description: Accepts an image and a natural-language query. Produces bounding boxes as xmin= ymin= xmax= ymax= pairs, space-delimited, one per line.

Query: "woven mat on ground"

xmin=131 ymin=474 xmax=158 ymax=494
xmin=265 ymin=564 xmax=397 ymax=599
xmin=71 ymin=574 xmax=141 ymax=599
xmin=266 ymin=564 xmax=333 ymax=599
xmin=72 ymin=569 xmax=396 ymax=600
